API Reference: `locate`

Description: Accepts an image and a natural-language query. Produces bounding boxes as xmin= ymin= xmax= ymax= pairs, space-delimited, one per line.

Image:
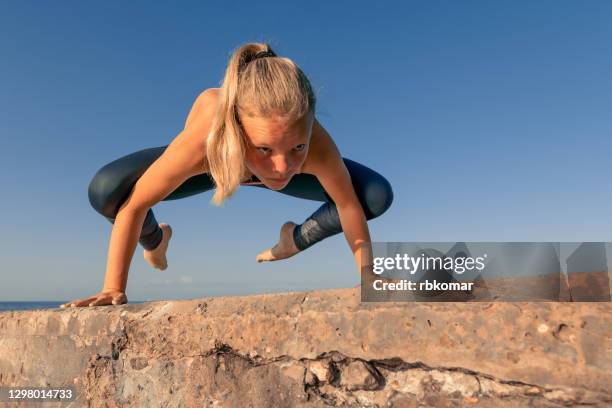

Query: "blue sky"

xmin=1 ymin=1 xmax=610 ymax=301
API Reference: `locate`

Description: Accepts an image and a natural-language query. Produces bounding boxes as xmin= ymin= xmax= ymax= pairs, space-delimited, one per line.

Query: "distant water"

xmin=0 ymin=302 xmax=64 ymax=311
xmin=0 ymin=301 xmax=147 ymax=312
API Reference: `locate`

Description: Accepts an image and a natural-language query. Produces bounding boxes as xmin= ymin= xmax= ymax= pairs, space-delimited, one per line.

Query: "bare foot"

xmin=143 ymin=223 xmax=172 ymax=270
xmin=256 ymin=221 xmax=300 ymax=262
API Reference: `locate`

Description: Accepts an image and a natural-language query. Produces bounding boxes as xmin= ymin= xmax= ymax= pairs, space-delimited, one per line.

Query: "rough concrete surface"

xmin=0 ymin=287 xmax=611 ymax=407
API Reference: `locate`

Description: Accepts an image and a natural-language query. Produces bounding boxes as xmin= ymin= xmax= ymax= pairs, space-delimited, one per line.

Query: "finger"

xmin=69 ymin=296 xmax=98 ymax=308
xmin=88 ymin=296 xmax=111 ymax=307
xmin=73 ymin=301 xmax=90 ymax=307
xmin=60 ymin=302 xmax=76 ymax=308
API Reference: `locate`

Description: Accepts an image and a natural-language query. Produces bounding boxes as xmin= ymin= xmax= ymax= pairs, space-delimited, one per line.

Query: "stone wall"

xmin=1 ymin=288 xmax=610 ymax=407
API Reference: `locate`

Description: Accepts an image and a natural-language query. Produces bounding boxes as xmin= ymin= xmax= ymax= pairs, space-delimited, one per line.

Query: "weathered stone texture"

xmin=0 ymin=288 xmax=610 ymax=407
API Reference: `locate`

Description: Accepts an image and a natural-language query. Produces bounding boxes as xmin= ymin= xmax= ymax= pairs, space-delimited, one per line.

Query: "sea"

xmin=0 ymin=301 xmax=147 ymax=312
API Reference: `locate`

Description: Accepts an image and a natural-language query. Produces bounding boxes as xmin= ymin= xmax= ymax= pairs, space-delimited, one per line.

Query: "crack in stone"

xmin=371 ymin=356 xmax=553 ymax=392
xmin=95 ymin=332 xmax=606 ymax=407
xmin=74 ymin=304 xmax=610 ymax=407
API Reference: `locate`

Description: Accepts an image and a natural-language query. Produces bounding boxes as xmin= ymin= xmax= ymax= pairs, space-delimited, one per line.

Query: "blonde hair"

xmin=206 ymin=42 xmax=317 ymax=206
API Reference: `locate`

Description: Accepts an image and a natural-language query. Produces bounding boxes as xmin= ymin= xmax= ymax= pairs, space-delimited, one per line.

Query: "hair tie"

xmin=253 ymin=50 xmax=274 ymax=60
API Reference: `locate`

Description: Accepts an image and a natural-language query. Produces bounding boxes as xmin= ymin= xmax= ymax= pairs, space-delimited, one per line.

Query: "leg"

xmin=252 ymin=158 xmax=394 ymax=253
xmin=88 ymin=145 xmax=215 ymax=250
xmin=289 ymin=158 xmax=393 ymax=251
xmin=88 ymin=146 xmax=167 ymax=250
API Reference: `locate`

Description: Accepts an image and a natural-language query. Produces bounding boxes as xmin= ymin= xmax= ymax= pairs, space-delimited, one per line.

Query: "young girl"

xmin=61 ymin=42 xmax=393 ymax=308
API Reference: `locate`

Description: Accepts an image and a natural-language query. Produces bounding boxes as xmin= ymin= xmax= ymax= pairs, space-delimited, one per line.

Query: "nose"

xmin=271 ymin=155 xmax=293 ymax=177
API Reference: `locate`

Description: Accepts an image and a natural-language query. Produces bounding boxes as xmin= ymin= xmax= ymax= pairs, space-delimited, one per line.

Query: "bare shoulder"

xmin=300 ymin=118 xmax=359 ymax=208
xmin=122 ymin=89 xmax=221 ymax=211
xmin=185 ymin=87 xmax=220 ymax=130
xmin=171 ymin=88 xmax=221 ymax=174
xmin=301 ymin=117 xmax=341 ymax=175
xmin=197 ymin=87 xmax=221 ymax=112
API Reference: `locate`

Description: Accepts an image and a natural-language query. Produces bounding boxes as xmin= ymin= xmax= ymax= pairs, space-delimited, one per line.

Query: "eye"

xmin=294 ymin=144 xmax=306 ymax=152
xmin=257 ymin=147 xmax=271 ymax=154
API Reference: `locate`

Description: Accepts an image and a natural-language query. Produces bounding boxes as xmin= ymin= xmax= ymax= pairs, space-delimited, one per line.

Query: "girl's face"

xmin=240 ymin=111 xmax=314 ymax=190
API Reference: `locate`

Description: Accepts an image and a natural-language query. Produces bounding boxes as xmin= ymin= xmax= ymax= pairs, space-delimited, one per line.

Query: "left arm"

xmin=308 ymin=119 xmax=373 ymax=277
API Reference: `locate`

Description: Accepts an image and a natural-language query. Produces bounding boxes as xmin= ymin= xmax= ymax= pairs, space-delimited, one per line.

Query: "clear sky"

xmin=1 ymin=1 xmax=610 ymax=301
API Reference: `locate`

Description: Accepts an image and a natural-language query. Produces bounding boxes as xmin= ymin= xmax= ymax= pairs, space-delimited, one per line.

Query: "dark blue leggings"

xmin=88 ymin=145 xmax=394 ymax=251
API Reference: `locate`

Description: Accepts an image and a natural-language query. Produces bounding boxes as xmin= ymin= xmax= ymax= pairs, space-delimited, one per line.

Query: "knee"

xmin=88 ymin=165 xmax=126 ymax=218
xmin=361 ymin=176 xmax=394 ymax=220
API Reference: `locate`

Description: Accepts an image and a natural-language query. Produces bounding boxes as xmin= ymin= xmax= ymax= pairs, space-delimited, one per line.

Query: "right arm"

xmin=61 ymin=89 xmax=218 ymax=308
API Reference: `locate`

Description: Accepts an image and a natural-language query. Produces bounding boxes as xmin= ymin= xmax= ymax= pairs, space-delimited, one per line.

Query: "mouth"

xmin=267 ymin=176 xmax=290 ymax=183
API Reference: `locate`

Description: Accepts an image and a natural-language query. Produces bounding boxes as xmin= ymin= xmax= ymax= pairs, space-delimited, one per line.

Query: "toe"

xmin=256 ymin=248 xmax=275 ymax=262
